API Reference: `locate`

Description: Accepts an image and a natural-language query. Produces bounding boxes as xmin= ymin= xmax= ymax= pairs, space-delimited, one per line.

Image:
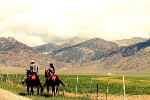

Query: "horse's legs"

xmin=27 ymin=85 xmax=29 ymax=94
xmin=37 ymin=86 xmax=39 ymax=95
xmin=56 ymin=85 xmax=59 ymax=95
xmin=37 ymin=82 xmax=43 ymax=95
xmin=40 ymin=85 xmax=43 ymax=95
xmin=31 ymin=86 xmax=34 ymax=95
xmin=52 ymin=86 xmax=56 ymax=96
xmin=47 ymin=86 xmax=49 ymax=95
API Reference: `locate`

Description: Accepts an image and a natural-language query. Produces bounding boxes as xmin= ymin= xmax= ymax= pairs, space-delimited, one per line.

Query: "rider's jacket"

xmin=30 ymin=64 xmax=38 ymax=73
xmin=49 ymin=67 xmax=55 ymax=75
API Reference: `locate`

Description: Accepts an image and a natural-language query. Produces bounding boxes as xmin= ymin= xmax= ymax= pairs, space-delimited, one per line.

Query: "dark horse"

xmin=26 ymin=69 xmax=43 ymax=95
xmin=44 ymin=69 xmax=65 ymax=96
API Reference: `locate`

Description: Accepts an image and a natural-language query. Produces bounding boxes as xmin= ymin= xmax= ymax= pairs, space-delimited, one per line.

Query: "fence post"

xmin=6 ymin=73 xmax=9 ymax=82
xmin=96 ymin=84 xmax=98 ymax=100
xmin=86 ymin=75 xmax=94 ymax=99
xmin=123 ymin=76 xmax=126 ymax=100
xmin=63 ymin=75 xmax=68 ymax=96
xmin=63 ymin=86 xmax=65 ymax=96
xmin=18 ymin=75 xmax=21 ymax=85
xmin=106 ymin=79 xmax=109 ymax=100
xmin=75 ymin=76 xmax=78 ymax=97
xmin=0 ymin=74 xmax=2 ymax=81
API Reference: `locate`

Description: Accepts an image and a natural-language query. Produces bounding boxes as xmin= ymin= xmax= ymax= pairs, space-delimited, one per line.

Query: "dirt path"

xmin=0 ymin=88 xmax=149 ymax=100
xmin=0 ymin=88 xmax=31 ymax=100
xmin=60 ymin=91 xmax=150 ymax=100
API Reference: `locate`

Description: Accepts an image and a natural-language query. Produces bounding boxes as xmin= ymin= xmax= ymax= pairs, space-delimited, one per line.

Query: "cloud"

xmin=0 ymin=0 xmax=150 ymax=46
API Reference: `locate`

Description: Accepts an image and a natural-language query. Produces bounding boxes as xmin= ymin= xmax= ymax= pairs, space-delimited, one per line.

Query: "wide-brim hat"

xmin=30 ymin=60 xmax=35 ymax=63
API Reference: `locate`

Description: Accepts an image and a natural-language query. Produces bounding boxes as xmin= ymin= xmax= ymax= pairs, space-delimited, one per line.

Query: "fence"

xmin=0 ymin=73 xmax=126 ymax=100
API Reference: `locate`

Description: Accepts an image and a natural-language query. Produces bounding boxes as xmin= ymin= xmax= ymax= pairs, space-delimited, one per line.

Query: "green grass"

xmin=0 ymin=74 xmax=150 ymax=100
xmin=0 ymin=81 xmax=89 ymax=100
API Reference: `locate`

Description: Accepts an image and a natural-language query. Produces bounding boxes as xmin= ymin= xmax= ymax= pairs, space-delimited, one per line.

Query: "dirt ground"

xmin=0 ymin=88 xmax=31 ymax=100
xmin=62 ymin=91 xmax=150 ymax=100
xmin=0 ymin=88 xmax=150 ymax=100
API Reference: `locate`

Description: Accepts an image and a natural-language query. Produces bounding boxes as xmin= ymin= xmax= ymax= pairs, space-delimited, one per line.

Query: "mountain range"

xmin=0 ymin=36 xmax=149 ymax=71
xmin=0 ymin=37 xmax=70 ymax=69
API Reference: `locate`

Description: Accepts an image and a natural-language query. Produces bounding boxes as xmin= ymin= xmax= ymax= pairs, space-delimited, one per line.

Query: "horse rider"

xmin=30 ymin=60 xmax=38 ymax=74
xmin=49 ymin=63 xmax=55 ymax=75
xmin=22 ymin=60 xmax=38 ymax=84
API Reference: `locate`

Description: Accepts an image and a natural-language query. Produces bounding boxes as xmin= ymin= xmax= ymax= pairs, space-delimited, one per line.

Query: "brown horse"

xmin=26 ymin=69 xmax=43 ymax=95
xmin=44 ymin=69 xmax=65 ymax=96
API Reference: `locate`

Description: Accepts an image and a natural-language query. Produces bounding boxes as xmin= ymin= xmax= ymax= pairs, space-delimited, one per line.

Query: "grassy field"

xmin=0 ymin=74 xmax=149 ymax=94
xmin=0 ymin=67 xmax=150 ymax=99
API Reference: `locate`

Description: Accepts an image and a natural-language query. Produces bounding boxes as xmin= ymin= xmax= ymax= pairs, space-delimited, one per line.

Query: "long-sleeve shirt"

xmin=30 ymin=64 xmax=38 ymax=73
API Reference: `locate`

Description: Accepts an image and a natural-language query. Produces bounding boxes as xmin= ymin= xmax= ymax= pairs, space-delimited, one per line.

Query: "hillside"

xmin=113 ymin=37 xmax=147 ymax=46
xmin=93 ymin=39 xmax=150 ymax=71
xmin=34 ymin=36 xmax=86 ymax=54
xmin=49 ymin=38 xmax=120 ymax=65
xmin=34 ymin=43 xmax=58 ymax=54
xmin=1 ymin=37 xmax=150 ymax=72
xmin=0 ymin=37 xmax=69 ymax=69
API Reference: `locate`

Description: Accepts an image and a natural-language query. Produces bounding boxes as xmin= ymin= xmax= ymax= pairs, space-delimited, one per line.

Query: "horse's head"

xmin=45 ymin=69 xmax=50 ymax=78
xmin=26 ymin=69 xmax=31 ymax=74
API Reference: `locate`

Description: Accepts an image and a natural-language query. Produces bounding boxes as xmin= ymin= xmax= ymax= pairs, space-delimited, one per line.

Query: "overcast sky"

xmin=0 ymin=0 xmax=150 ymax=46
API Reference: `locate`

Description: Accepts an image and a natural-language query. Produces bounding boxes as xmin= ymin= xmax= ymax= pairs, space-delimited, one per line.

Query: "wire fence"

xmin=0 ymin=73 xmax=127 ymax=100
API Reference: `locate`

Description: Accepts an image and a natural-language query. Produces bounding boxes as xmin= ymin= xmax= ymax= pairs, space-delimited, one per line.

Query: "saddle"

xmin=51 ymin=75 xmax=57 ymax=81
xmin=28 ymin=73 xmax=39 ymax=81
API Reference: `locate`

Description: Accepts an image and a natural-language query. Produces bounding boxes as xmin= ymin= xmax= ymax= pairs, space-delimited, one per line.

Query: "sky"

xmin=0 ymin=0 xmax=150 ymax=47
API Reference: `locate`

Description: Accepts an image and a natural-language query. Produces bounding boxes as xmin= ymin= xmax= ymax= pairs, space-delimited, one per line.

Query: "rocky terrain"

xmin=113 ymin=37 xmax=147 ymax=46
xmin=49 ymin=38 xmax=120 ymax=65
xmin=0 ymin=36 xmax=150 ymax=71
xmin=34 ymin=36 xmax=86 ymax=54
xmin=0 ymin=37 xmax=69 ymax=69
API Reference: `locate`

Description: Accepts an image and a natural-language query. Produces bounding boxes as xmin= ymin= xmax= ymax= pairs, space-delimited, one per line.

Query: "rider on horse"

xmin=22 ymin=60 xmax=38 ymax=84
xmin=44 ymin=63 xmax=56 ymax=85
xmin=45 ymin=63 xmax=55 ymax=78
xmin=49 ymin=63 xmax=55 ymax=76
xmin=44 ymin=63 xmax=65 ymax=95
xmin=30 ymin=60 xmax=38 ymax=74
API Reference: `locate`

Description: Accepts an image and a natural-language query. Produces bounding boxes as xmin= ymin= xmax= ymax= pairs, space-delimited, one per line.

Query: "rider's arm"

xmin=30 ymin=66 xmax=33 ymax=72
xmin=37 ymin=66 xmax=38 ymax=73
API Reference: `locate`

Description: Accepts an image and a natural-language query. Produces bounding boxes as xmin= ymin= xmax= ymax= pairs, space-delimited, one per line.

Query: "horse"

xmin=44 ymin=69 xmax=65 ymax=96
xmin=26 ymin=69 xmax=43 ymax=95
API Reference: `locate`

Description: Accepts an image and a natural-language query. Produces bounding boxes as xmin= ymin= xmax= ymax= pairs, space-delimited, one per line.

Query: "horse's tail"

xmin=55 ymin=75 xmax=65 ymax=86
xmin=59 ymin=80 xmax=65 ymax=86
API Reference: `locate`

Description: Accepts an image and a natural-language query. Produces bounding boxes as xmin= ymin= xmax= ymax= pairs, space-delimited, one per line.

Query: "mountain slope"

xmin=34 ymin=36 xmax=86 ymax=54
xmin=34 ymin=43 xmax=58 ymax=54
xmin=93 ymin=39 xmax=150 ymax=71
xmin=49 ymin=38 xmax=120 ymax=64
xmin=56 ymin=36 xmax=86 ymax=47
xmin=113 ymin=37 xmax=147 ymax=46
xmin=0 ymin=37 xmax=55 ymax=68
xmin=119 ymin=38 xmax=150 ymax=57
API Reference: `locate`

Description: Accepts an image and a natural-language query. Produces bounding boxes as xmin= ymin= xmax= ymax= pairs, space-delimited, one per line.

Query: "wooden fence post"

xmin=0 ymin=74 xmax=2 ymax=81
xmin=63 ymin=86 xmax=65 ymax=96
xmin=86 ymin=75 xmax=94 ymax=99
xmin=96 ymin=84 xmax=99 ymax=100
xmin=63 ymin=75 xmax=68 ymax=96
xmin=18 ymin=75 xmax=21 ymax=85
xmin=106 ymin=79 xmax=109 ymax=100
xmin=75 ymin=76 xmax=78 ymax=97
xmin=123 ymin=76 xmax=126 ymax=100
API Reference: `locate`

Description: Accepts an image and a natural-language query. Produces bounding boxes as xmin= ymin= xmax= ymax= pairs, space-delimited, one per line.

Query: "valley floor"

xmin=0 ymin=88 xmax=31 ymax=100
xmin=1 ymin=88 xmax=149 ymax=100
